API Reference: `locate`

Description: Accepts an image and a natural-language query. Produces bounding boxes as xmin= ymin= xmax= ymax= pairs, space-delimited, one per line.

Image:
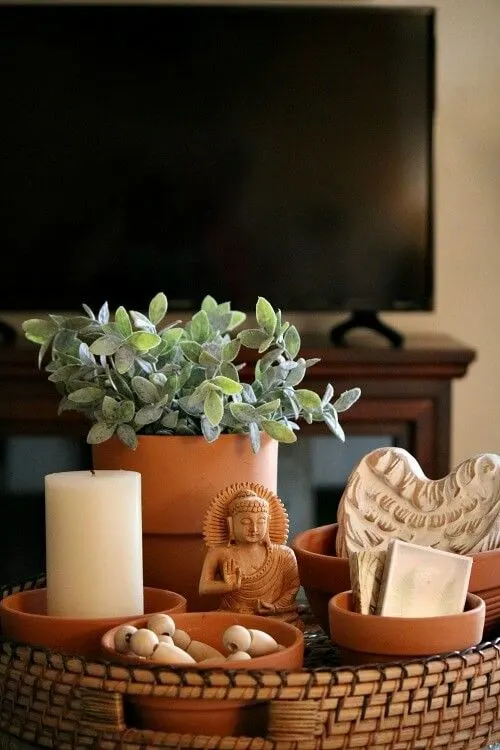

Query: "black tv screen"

xmin=0 ymin=3 xmax=434 ymax=315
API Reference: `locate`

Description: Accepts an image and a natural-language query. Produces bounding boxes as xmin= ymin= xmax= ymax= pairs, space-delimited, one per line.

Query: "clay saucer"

xmin=328 ymin=590 xmax=485 ymax=666
xmin=0 ymin=586 xmax=186 ymax=660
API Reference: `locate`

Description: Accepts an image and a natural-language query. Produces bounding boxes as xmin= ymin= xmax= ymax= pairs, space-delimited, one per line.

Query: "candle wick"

xmin=90 ymin=469 xmax=96 ymax=476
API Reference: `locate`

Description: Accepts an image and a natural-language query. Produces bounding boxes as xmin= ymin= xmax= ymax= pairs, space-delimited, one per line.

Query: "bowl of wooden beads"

xmin=101 ymin=610 xmax=304 ymax=736
xmin=101 ymin=610 xmax=304 ymax=670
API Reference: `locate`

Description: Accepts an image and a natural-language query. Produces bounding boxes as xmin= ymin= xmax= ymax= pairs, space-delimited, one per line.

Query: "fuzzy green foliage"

xmin=23 ymin=293 xmax=361 ymax=452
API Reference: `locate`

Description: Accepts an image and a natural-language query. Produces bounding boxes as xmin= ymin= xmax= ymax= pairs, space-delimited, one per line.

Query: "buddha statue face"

xmin=227 ymin=492 xmax=270 ymax=545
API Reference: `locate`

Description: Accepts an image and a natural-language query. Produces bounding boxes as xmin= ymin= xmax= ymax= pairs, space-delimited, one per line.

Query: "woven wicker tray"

xmin=1 ymin=576 xmax=500 ymax=750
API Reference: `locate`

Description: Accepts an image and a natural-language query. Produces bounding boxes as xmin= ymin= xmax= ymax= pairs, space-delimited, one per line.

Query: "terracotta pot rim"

xmin=330 ymin=590 xmax=484 ymax=625
xmin=0 ymin=586 xmax=186 ymax=625
xmin=99 ymin=433 xmax=275 ymax=445
xmin=291 ymin=523 xmax=338 ymax=558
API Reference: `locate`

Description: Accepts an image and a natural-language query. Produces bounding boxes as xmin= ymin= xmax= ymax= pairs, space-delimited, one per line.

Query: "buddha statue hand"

xmin=222 ymin=558 xmax=242 ymax=591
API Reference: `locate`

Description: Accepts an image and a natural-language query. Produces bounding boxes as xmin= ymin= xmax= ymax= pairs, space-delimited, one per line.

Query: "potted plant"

xmin=23 ymin=293 xmax=360 ymax=608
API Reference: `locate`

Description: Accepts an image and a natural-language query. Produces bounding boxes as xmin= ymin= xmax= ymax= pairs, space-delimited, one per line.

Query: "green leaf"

xmin=294 ymin=389 xmax=323 ymax=411
xmin=261 ymin=419 xmax=297 ymax=443
xmin=135 ymin=404 xmax=163 ymax=426
xmin=199 ymin=349 xmax=221 ymax=367
xmin=249 ymin=422 xmax=261 ymax=454
xmin=190 ymin=310 xmax=211 ymax=343
xmin=102 ymin=395 xmax=119 ymax=421
xmin=114 ymin=345 xmax=135 ymax=374
xmin=161 ymin=327 xmax=184 ymax=347
xmin=228 ymin=310 xmax=246 ymax=331
xmin=116 ymin=400 xmax=135 ymax=423
xmin=220 ymin=361 xmax=240 ymax=381
xmin=201 ymin=295 xmax=218 ymax=313
xmin=161 ymin=411 xmax=179 ymax=430
xmin=90 ymin=336 xmax=122 ymax=356
xmin=127 ymin=331 xmax=162 ymax=353
xmin=222 ymin=338 xmax=241 ymax=362
xmin=130 ymin=310 xmax=155 ymax=331
xmin=211 ymin=376 xmax=243 ymax=395
xmin=237 ymin=329 xmax=272 ymax=349
xmin=131 ymin=376 xmax=159 ymax=404
xmin=115 ymin=306 xmax=133 ymax=338
xmin=98 ymin=302 xmax=110 ymax=325
xmin=148 ymin=292 xmax=168 ymax=325
xmin=68 ymin=387 xmax=104 ymax=404
xmin=180 ymin=340 xmax=202 ymax=363
xmin=284 ymin=325 xmax=301 ymax=359
xmin=229 ymin=402 xmax=258 ymax=424
xmin=258 ymin=335 xmax=275 ymax=353
xmin=256 ymin=399 xmax=281 ymax=416
xmin=78 ymin=342 xmax=96 ymax=366
xmin=86 ymin=422 xmax=116 ymax=445
xmin=256 ymin=297 xmax=277 ymax=336
xmin=322 ymin=383 xmax=334 ymax=406
xmin=22 ymin=318 xmax=57 ymax=344
xmin=204 ymin=389 xmax=224 ymax=426
xmin=47 ymin=365 xmax=81 ymax=383
xmin=116 ymin=423 xmax=138 ymax=449
xmin=334 ymin=387 xmax=362 ymax=412
xmin=324 ymin=411 xmax=345 ymax=442
xmin=284 ymin=359 xmax=306 ymax=387
xmin=201 ymin=416 xmax=221 ymax=442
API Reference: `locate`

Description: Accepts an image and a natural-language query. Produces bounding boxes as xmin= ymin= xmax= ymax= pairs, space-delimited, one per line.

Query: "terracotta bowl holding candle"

xmin=0 ymin=586 xmax=186 ymax=660
xmin=100 ymin=610 xmax=304 ymax=737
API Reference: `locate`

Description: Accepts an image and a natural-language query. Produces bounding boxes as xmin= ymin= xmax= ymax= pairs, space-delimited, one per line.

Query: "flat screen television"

xmin=0 ymin=3 xmax=435 ymax=345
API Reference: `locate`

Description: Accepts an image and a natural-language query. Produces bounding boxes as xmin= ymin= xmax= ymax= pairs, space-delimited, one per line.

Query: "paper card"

xmin=376 ymin=539 xmax=473 ymax=617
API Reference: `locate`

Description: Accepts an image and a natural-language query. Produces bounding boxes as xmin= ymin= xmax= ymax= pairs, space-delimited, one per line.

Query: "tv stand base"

xmin=330 ymin=311 xmax=404 ymax=348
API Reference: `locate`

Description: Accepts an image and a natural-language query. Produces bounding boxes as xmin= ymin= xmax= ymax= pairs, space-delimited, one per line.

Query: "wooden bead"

xmin=113 ymin=624 xmax=137 ymax=653
xmin=129 ymin=628 xmax=159 ymax=657
xmin=172 ymin=629 xmax=224 ymax=662
xmin=146 ymin=613 xmax=176 ymax=636
xmin=158 ymin=634 xmax=174 ymax=645
xmin=222 ymin=624 xmax=252 ymax=654
xmin=227 ymin=650 xmax=252 ymax=661
xmin=149 ymin=643 xmax=196 ymax=665
xmin=247 ymin=628 xmax=279 ymax=657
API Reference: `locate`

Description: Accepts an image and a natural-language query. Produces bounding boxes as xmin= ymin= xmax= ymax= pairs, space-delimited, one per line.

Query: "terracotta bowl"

xmin=291 ymin=523 xmax=350 ymax=633
xmin=329 ymin=590 xmax=485 ymax=666
xmin=292 ymin=523 xmax=500 ymax=640
xmin=0 ymin=586 xmax=186 ymax=660
xmin=101 ymin=610 xmax=304 ymax=736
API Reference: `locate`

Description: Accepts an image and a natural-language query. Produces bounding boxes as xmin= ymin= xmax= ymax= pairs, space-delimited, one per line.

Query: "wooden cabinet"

xmin=0 ymin=333 xmax=476 ymax=479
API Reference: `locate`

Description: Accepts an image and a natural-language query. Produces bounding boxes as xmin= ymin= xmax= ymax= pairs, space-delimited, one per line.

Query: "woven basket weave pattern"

xmin=1 ymin=578 xmax=500 ymax=749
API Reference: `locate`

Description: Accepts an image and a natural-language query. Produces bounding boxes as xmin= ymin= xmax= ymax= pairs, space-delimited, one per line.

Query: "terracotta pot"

xmin=291 ymin=523 xmax=350 ymax=633
xmin=0 ymin=586 xmax=186 ymax=660
xmin=101 ymin=610 xmax=304 ymax=736
xmin=293 ymin=523 xmax=500 ymax=641
xmin=329 ymin=590 xmax=485 ymax=666
xmin=92 ymin=433 xmax=278 ymax=611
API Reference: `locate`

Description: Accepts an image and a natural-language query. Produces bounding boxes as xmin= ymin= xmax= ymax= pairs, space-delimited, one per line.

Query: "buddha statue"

xmin=199 ymin=482 xmax=301 ymax=625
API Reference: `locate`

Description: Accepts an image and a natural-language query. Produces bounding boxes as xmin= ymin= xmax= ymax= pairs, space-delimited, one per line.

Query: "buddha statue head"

xmin=226 ymin=490 xmax=271 ymax=546
xmin=202 ymin=482 xmax=289 ymax=549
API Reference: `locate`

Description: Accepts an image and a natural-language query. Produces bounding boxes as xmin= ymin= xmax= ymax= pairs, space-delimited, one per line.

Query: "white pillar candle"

xmin=45 ymin=470 xmax=144 ymax=618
